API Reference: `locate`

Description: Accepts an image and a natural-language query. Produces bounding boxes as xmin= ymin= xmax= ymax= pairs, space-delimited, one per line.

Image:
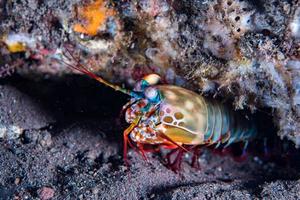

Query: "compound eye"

xmin=145 ymin=87 xmax=159 ymax=102
xmin=143 ymin=74 xmax=161 ymax=85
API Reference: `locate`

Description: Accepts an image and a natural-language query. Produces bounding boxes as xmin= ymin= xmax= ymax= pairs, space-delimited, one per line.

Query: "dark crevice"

xmin=4 ymin=74 xmax=128 ymax=121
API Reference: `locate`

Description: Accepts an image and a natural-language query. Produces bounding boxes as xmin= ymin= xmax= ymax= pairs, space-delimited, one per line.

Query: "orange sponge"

xmin=73 ymin=0 xmax=115 ymax=36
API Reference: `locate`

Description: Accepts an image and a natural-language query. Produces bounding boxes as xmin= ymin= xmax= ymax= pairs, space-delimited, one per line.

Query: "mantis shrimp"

xmin=60 ymin=51 xmax=257 ymax=170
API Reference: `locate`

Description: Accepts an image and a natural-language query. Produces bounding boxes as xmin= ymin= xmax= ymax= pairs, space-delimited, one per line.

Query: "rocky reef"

xmin=1 ymin=0 xmax=300 ymax=144
xmin=1 ymin=0 xmax=300 ymax=199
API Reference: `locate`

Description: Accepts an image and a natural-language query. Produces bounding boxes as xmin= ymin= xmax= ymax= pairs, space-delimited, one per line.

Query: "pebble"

xmin=38 ymin=187 xmax=55 ymax=200
xmin=14 ymin=177 xmax=21 ymax=185
xmin=39 ymin=131 xmax=52 ymax=147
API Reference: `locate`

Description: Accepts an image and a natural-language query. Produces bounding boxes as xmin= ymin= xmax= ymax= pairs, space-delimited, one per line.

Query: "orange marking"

xmin=73 ymin=0 xmax=115 ymax=36
xmin=163 ymin=116 xmax=173 ymax=123
xmin=174 ymin=112 xmax=184 ymax=120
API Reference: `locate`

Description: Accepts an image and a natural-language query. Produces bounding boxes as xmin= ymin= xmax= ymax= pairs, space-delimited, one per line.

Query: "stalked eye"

xmin=145 ymin=87 xmax=159 ymax=102
xmin=134 ymin=74 xmax=161 ymax=92
xmin=143 ymin=74 xmax=161 ymax=85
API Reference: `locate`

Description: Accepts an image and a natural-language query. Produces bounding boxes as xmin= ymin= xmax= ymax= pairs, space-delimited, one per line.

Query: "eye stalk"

xmin=141 ymin=74 xmax=161 ymax=103
xmin=134 ymin=74 xmax=161 ymax=92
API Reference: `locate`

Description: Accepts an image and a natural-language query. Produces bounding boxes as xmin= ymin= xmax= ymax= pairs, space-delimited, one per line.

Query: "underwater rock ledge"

xmin=0 ymin=0 xmax=300 ymax=145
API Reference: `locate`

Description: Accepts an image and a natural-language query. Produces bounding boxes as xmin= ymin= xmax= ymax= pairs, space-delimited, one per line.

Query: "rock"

xmin=38 ymin=187 xmax=55 ymax=200
xmin=0 ymin=1 xmax=300 ymax=199
xmin=39 ymin=131 xmax=53 ymax=148
xmin=1 ymin=0 xmax=299 ymax=145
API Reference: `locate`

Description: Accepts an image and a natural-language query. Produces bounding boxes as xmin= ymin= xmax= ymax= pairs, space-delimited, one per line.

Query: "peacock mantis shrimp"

xmin=59 ymin=50 xmax=257 ymax=170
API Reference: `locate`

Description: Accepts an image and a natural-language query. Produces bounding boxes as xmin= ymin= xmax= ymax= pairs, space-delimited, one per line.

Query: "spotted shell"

xmin=155 ymin=85 xmax=256 ymax=146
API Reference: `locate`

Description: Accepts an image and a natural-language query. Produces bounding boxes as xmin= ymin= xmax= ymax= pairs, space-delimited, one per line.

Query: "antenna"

xmin=57 ymin=47 xmax=141 ymax=99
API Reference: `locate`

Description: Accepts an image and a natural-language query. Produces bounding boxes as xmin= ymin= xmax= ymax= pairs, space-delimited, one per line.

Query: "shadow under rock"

xmin=2 ymin=74 xmax=129 ymax=143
